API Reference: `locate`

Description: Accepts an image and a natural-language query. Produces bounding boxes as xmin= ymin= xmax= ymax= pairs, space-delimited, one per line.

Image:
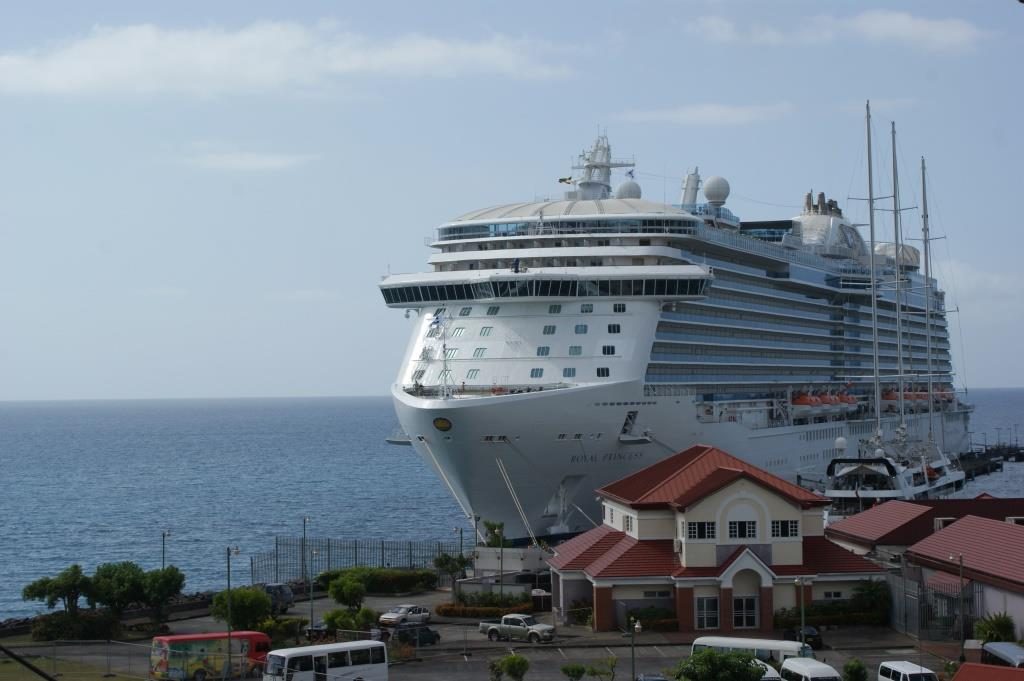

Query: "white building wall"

xmin=982 ymin=586 xmax=1024 ymax=640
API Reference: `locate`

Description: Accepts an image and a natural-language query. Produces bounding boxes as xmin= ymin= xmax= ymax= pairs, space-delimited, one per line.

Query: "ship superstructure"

xmin=379 ymin=135 xmax=972 ymax=541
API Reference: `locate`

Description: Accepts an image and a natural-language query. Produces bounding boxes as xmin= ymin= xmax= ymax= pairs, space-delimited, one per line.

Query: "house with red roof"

xmin=547 ymin=444 xmax=883 ymax=633
xmin=825 ymin=496 xmax=1024 ymax=563
xmin=903 ymin=515 xmax=1024 ymax=641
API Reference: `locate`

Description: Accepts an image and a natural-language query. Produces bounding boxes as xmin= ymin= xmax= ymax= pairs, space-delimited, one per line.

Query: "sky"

xmin=0 ymin=1 xmax=1021 ymax=400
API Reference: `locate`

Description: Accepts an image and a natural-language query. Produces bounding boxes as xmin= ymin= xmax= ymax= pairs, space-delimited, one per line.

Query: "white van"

xmin=877 ymin=661 xmax=939 ymax=681
xmin=264 ymin=641 xmax=387 ymax=681
xmin=780 ymin=658 xmax=841 ymax=681
xmin=754 ymin=659 xmax=782 ymax=680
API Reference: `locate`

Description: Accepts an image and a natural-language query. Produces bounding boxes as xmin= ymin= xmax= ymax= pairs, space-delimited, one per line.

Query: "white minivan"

xmin=780 ymin=658 xmax=842 ymax=681
xmin=877 ymin=661 xmax=939 ymax=681
xmin=754 ymin=659 xmax=782 ymax=680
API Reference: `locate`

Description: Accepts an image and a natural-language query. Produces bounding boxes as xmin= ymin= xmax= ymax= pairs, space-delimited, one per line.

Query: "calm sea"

xmin=1 ymin=389 xmax=1021 ymax=620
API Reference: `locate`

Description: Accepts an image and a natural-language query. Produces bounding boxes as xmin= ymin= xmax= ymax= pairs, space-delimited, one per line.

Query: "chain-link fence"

xmin=250 ymin=537 xmax=465 ymax=587
xmin=0 ymin=640 xmax=151 ymax=681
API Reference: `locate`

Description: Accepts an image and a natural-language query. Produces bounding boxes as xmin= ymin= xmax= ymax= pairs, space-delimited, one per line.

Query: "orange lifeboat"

xmin=791 ymin=392 xmax=821 ymax=418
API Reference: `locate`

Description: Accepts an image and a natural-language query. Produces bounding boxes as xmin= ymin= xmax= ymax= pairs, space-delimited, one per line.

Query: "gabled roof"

xmin=598 ymin=444 xmax=828 ymax=510
xmin=826 ymin=498 xmax=1024 ymax=549
xmin=549 ymin=533 xmax=881 ymax=581
xmin=952 ymin=663 xmax=1024 ymax=681
xmin=825 ymin=500 xmax=932 ymax=545
xmin=904 ymin=515 xmax=1024 ymax=592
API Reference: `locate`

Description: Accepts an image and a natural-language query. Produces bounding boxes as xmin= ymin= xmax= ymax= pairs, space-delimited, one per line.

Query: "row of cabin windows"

xmin=381 ymin=278 xmax=708 ymax=304
xmin=414 ymin=367 xmax=604 ymax=381
xmin=431 ymin=322 xmax=621 ymax=339
xmin=442 ymin=345 xmax=616 ymax=359
xmin=436 ymin=303 xmax=630 ymax=318
xmin=685 ymin=520 xmax=800 ymax=540
xmin=544 ymin=324 xmax=621 ymax=335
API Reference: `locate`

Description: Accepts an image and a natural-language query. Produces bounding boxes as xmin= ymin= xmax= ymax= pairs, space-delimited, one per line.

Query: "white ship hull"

xmin=392 ymin=382 xmax=970 ymax=539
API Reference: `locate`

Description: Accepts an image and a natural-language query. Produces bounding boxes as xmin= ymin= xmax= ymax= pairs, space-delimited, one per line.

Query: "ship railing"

xmin=402 ymin=382 xmax=572 ymax=398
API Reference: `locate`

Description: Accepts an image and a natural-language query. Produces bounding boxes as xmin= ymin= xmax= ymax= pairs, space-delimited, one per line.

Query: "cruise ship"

xmin=379 ymin=134 xmax=972 ymax=542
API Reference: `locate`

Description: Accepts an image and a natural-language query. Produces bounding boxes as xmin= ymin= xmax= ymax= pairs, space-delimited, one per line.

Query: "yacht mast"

xmin=891 ymin=123 xmax=906 ymax=423
xmin=867 ymin=102 xmax=882 ymax=435
xmin=921 ymin=157 xmax=936 ymax=442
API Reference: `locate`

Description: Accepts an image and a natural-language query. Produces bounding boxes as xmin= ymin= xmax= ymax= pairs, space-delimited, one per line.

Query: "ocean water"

xmin=0 ymin=397 xmax=468 ymax=620
xmin=1 ymin=389 xmax=1021 ymax=620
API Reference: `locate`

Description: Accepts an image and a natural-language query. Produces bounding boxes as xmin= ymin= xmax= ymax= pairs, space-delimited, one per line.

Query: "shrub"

xmin=458 ymin=591 xmax=531 ymax=608
xmin=316 ymin=568 xmax=436 ymax=594
xmin=211 ymin=587 xmax=272 ymax=630
xmin=628 ymin=606 xmax=678 ymax=631
xmin=561 ymin=663 xmax=587 ymax=680
xmin=257 ymin=616 xmax=307 ymax=645
xmin=843 ymin=658 xmax=868 ymax=681
xmin=499 ymin=653 xmax=530 ymax=681
xmin=670 ymin=648 xmax=763 ymax=681
xmin=974 ymin=612 xmax=1016 ymax=642
xmin=329 ymin=577 xmax=366 ymax=611
xmin=31 ymin=611 xmax=121 ymax=641
xmin=567 ymin=599 xmax=593 ymax=626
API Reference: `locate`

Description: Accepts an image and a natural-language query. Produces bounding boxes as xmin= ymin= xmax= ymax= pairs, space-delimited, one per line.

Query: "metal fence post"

xmin=275 ymin=537 xmax=280 ymax=583
xmin=105 ymin=640 xmax=114 ymax=677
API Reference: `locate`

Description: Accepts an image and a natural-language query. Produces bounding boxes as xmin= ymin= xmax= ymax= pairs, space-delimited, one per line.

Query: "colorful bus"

xmin=263 ymin=641 xmax=388 ymax=681
xmin=150 ymin=632 xmax=272 ymax=681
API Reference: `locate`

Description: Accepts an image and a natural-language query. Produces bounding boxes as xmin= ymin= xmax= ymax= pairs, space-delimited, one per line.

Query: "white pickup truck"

xmin=478 ymin=614 xmax=555 ymax=643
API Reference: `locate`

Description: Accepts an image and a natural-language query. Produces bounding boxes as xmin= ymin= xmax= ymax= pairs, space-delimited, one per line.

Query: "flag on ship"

xmin=558 ymin=176 xmax=573 ymax=184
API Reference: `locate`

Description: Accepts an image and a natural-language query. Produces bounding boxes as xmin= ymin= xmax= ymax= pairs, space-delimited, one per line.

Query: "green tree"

xmin=843 ymin=658 xmax=869 ymax=681
xmin=499 ymin=654 xmax=530 ymax=681
xmin=489 ymin=659 xmax=505 ymax=681
xmin=850 ymin=579 xmax=891 ymax=615
xmin=211 ymin=587 xmax=271 ymax=630
xmin=91 ymin=561 xmax=147 ymax=617
xmin=434 ymin=552 xmax=471 ymax=598
xmin=22 ymin=564 xmax=92 ymax=615
xmin=669 ymin=649 xmax=763 ymax=681
xmin=483 ymin=520 xmax=512 ymax=548
xmin=586 ymin=656 xmax=618 ymax=681
xmin=328 ymin=576 xmax=366 ymax=611
xmin=561 ymin=663 xmax=587 ymax=681
xmin=323 ymin=608 xmax=355 ymax=633
xmin=143 ymin=566 xmax=186 ymax=623
xmin=974 ymin=612 xmax=1017 ymax=642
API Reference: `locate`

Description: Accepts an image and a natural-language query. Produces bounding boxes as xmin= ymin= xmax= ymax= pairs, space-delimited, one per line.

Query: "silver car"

xmin=378 ymin=604 xmax=430 ymax=626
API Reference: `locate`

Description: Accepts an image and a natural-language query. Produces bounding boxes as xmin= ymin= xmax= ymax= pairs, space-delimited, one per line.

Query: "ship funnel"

xmin=817 ymin=192 xmax=827 ymax=214
xmin=804 ymin=192 xmax=814 ymax=214
xmin=681 ymin=167 xmax=701 ymax=205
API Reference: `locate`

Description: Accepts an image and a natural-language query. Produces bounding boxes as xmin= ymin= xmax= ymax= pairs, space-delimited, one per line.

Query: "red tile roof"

xmin=826 ymin=500 xmax=932 ymax=544
xmin=953 ymin=663 xmax=1024 ymax=681
xmin=549 ymin=532 xmax=880 ymax=580
xmin=773 ymin=536 xmax=884 ymax=576
xmin=905 ymin=515 xmax=1024 ymax=591
xmin=547 ymin=525 xmax=622 ymax=571
xmin=825 ymin=498 xmax=1024 ymax=549
xmin=925 ymin=570 xmax=969 ymax=594
xmin=598 ymin=444 xmax=828 ymax=510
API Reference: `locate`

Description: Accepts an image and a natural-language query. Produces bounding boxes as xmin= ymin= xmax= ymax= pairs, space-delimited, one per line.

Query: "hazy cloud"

xmin=618 ymin=101 xmax=793 ymax=126
xmin=0 ymin=22 xmax=570 ymax=96
xmin=187 ymin=151 xmax=320 ymax=172
xmin=686 ymin=11 xmax=985 ymax=52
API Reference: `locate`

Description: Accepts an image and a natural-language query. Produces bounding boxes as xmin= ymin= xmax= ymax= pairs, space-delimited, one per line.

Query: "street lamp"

xmin=950 ymin=553 xmax=966 ymax=662
xmin=454 ymin=526 xmax=464 ymax=556
xmin=226 ymin=547 xmax=240 ymax=680
xmin=497 ymin=527 xmax=504 ymax=601
xmin=630 ymin=618 xmax=642 ymax=681
xmin=794 ymin=577 xmax=810 ymax=648
xmin=161 ymin=530 xmax=171 ymax=570
xmin=309 ymin=548 xmax=319 ymax=635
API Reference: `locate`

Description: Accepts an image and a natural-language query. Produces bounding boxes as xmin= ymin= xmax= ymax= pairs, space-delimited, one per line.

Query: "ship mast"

xmin=866 ymin=102 xmax=883 ymax=436
xmin=921 ymin=157 xmax=937 ymax=443
xmin=891 ymin=122 xmax=907 ymax=424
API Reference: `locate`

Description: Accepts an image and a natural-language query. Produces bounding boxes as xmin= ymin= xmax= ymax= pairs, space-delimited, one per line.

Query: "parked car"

xmin=378 ymin=604 xmax=431 ymax=626
xmin=478 ymin=614 xmax=555 ymax=643
xmin=783 ymin=625 xmax=823 ymax=650
xmin=260 ymin=583 xmax=295 ymax=615
xmin=877 ymin=661 xmax=939 ymax=681
xmin=382 ymin=623 xmax=441 ymax=646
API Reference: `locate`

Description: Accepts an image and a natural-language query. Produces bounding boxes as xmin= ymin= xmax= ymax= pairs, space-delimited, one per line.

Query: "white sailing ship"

xmin=379 ymin=126 xmax=971 ymax=542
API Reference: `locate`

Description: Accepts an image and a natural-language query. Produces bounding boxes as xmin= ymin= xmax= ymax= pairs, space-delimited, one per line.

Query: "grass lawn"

xmin=0 ymin=656 xmax=143 ymax=681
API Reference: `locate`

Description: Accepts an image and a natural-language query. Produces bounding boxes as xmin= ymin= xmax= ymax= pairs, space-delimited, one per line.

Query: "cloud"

xmin=617 ymin=101 xmax=793 ymax=126
xmin=0 ymin=22 xmax=570 ymax=96
xmin=685 ymin=11 xmax=985 ymax=53
xmin=187 ymin=151 xmax=319 ymax=172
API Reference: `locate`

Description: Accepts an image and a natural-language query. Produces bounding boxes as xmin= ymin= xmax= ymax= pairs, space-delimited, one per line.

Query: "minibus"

xmin=263 ymin=641 xmax=387 ymax=681
xmin=692 ymin=636 xmax=814 ymax=662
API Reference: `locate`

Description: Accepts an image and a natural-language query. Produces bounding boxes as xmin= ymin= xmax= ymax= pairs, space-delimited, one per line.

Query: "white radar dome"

xmin=615 ymin=180 xmax=642 ymax=199
xmin=835 ymin=436 xmax=847 ymax=451
xmin=703 ymin=176 xmax=730 ymax=205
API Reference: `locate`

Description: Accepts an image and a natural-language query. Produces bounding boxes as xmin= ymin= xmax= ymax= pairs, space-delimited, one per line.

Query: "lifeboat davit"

xmin=839 ymin=392 xmax=858 ymax=414
xmin=881 ymin=390 xmax=900 ymax=413
xmin=818 ymin=392 xmax=841 ymax=415
xmin=791 ymin=392 xmax=821 ymax=418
